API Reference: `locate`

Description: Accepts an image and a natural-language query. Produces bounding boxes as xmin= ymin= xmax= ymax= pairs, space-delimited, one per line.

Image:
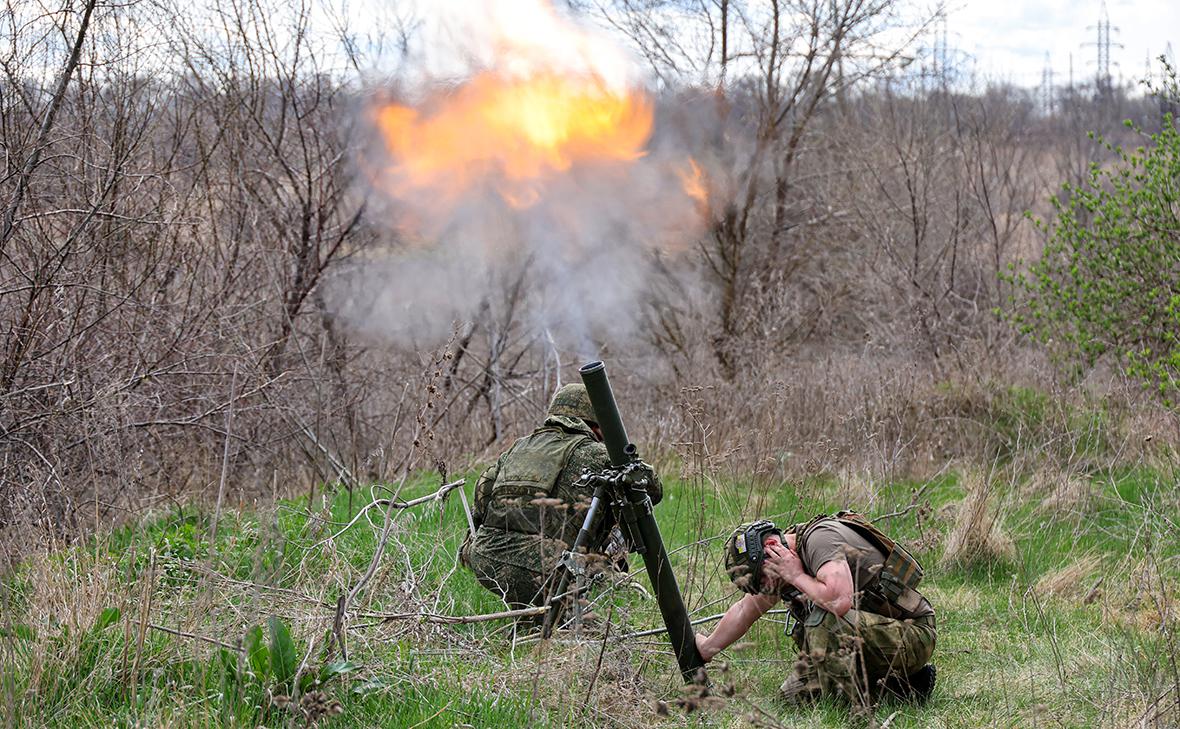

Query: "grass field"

xmin=2 ymin=459 xmax=1178 ymax=727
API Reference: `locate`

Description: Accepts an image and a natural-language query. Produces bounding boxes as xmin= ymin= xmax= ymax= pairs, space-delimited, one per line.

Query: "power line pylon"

xmin=1085 ymin=0 xmax=1121 ymax=96
xmin=935 ymin=13 xmax=950 ymax=86
xmin=1041 ymin=52 xmax=1056 ymax=116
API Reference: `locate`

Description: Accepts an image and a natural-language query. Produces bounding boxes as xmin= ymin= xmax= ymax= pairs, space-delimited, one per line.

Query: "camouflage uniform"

xmin=460 ymin=385 xmax=661 ymax=609
xmin=791 ymin=606 xmax=936 ymax=704
xmin=784 ymin=518 xmax=936 ymax=704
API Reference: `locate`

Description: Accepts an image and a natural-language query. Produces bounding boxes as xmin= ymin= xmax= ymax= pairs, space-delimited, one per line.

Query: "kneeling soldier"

xmin=696 ymin=514 xmax=936 ymax=707
xmin=460 ymin=384 xmax=661 ymax=612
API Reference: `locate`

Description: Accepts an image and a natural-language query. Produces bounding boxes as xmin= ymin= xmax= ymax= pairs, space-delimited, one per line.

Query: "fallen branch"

xmin=873 ymin=480 xmax=934 ymax=523
xmin=613 ymin=609 xmax=794 ymax=641
xmin=293 ymin=422 xmax=360 ymax=490
xmin=315 ymin=479 xmax=465 ymax=548
xmin=356 ymin=605 xmax=548 ymax=626
xmin=1083 ymin=576 xmax=1105 ymax=605
xmin=149 ymin=623 xmax=242 ymax=653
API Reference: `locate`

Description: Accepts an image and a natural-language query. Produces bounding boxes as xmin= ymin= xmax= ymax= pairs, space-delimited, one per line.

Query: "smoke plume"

xmin=328 ymin=0 xmax=712 ymax=357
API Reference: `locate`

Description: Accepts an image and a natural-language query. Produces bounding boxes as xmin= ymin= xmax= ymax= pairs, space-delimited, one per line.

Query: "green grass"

xmin=2 ymin=463 xmax=1178 ymax=728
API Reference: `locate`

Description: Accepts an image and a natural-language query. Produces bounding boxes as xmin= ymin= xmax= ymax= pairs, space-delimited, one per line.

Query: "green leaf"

xmin=267 ymin=616 xmax=298 ymax=688
xmin=299 ymin=672 xmax=317 ymax=694
xmin=215 ymin=647 xmax=239 ymax=683
xmin=94 ymin=607 xmax=121 ymax=632
xmin=243 ymin=624 xmax=269 ymax=681
xmin=320 ymin=659 xmax=362 ymax=683
xmin=352 ymin=676 xmax=390 ymax=696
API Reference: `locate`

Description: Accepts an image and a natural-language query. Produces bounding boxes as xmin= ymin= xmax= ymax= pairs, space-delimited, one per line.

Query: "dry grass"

xmin=1031 ymin=469 xmax=1100 ymax=516
xmin=834 ymin=466 xmax=879 ymax=512
xmin=940 ymin=468 xmax=1016 ymax=570
xmin=12 ymin=550 xmax=127 ymax=699
xmin=1034 ymin=554 xmax=1103 ymax=601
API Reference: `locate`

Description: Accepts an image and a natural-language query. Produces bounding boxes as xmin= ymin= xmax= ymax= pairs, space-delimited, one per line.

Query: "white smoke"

xmin=327 ymin=1 xmax=711 ymax=358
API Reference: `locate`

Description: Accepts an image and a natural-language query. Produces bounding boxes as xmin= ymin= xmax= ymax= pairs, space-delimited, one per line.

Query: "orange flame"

xmin=678 ymin=158 xmax=708 ymax=209
xmin=372 ymin=72 xmax=654 ymax=209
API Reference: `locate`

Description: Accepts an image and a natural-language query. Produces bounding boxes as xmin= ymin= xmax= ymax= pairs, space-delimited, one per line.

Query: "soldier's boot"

xmin=882 ymin=664 xmax=936 ymax=704
xmin=907 ymin=664 xmax=936 ymax=703
xmin=779 ymin=674 xmax=822 ymax=706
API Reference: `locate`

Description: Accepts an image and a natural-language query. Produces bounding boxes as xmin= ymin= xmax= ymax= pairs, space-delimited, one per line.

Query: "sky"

xmin=948 ymin=0 xmax=1180 ymax=88
xmin=325 ymin=0 xmax=1178 ymax=92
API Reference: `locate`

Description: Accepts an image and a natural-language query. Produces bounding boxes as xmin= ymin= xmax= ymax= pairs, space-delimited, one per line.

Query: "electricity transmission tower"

xmin=1040 ymin=53 xmax=1055 ymax=116
xmin=1085 ymin=1 xmax=1121 ymax=97
xmin=933 ymin=14 xmax=950 ymax=86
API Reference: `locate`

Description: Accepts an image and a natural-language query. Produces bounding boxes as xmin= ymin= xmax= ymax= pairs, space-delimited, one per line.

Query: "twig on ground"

xmin=149 ymin=623 xmax=242 ymax=652
xmin=352 ymin=605 xmax=548 ymax=628
xmin=406 ymin=701 xmax=451 ymax=729
xmin=613 ymin=609 xmax=793 ymax=641
xmin=1083 ymin=576 xmax=1105 ymax=605
xmin=873 ymin=480 xmax=934 ymax=523
xmin=314 ymin=479 xmax=465 ymax=548
xmin=294 ymin=422 xmax=360 ymax=491
xmin=582 ymin=603 xmax=615 ymax=707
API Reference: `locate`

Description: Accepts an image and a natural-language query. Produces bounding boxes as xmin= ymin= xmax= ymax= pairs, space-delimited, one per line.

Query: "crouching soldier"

xmin=696 ymin=514 xmax=936 ymax=708
xmin=460 ymin=383 xmax=661 ymax=613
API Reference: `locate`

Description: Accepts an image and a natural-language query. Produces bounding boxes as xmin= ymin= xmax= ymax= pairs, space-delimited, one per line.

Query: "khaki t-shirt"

xmin=800 ymin=520 xmax=934 ymax=619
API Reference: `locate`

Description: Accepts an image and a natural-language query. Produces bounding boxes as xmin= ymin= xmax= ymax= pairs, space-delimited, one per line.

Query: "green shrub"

xmin=1007 ymin=110 xmax=1180 ymax=407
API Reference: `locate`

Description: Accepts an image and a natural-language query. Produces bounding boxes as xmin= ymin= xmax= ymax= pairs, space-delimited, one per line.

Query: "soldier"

xmin=696 ymin=515 xmax=936 ymax=708
xmin=460 ymin=383 xmax=661 ymax=612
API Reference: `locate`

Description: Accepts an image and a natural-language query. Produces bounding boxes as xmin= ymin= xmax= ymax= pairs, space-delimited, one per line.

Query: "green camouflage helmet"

xmin=547 ymin=383 xmax=597 ymax=423
xmin=724 ymin=520 xmax=783 ymax=594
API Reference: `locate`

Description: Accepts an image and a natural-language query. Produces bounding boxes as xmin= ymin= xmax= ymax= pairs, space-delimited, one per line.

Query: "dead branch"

xmin=149 ymin=623 xmax=242 ymax=653
xmin=356 ymin=605 xmax=549 ymax=626
xmin=613 ymin=609 xmax=794 ymax=641
xmin=0 ymin=0 xmax=98 ymax=253
xmin=314 ymin=478 xmax=465 ymax=548
xmin=872 ymin=480 xmax=934 ymax=523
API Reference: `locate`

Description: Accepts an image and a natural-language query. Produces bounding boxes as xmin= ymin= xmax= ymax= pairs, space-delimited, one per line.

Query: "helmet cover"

xmin=547 ymin=383 xmax=598 ymax=423
xmin=724 ymin=520 xmax=784 ymax=594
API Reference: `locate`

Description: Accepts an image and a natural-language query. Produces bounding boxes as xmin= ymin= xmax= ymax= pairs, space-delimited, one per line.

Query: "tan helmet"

xmin=547 ymin=383 xmax=597 ymax=423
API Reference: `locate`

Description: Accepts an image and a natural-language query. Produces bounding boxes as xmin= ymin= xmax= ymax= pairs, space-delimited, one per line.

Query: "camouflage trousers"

xmin=460 ymin=526 xmax=627 ymax=613
xmin=789 ymin=608 xmax=936 ymax=704
xmin=459 ymin=531 xmax=551 ymax=610
xmin=467 ymin=558 xmax=550 ymax=609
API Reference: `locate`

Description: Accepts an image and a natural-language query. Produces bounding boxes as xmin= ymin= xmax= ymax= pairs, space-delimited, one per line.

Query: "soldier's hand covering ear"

xmin=764 ymin=540 xmax=805 ymax=583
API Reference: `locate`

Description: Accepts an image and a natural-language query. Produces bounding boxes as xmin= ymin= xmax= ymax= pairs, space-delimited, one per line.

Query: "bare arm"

xmin=695 ymin=592 xmax=779 ymax=662
xmin=764 ymin=540 xmax=854 ymax=617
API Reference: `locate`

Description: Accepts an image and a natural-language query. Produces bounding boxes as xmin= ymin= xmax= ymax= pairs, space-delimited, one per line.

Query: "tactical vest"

xmin=481 ymin=427 xmax=592 ymax=536
xmin=795 ymin=511 xmax=926 ymax=617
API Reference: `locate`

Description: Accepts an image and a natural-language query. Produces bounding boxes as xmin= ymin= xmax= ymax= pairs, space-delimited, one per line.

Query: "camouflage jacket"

xmin=466 ymin=415 xmax=662 ymax=574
